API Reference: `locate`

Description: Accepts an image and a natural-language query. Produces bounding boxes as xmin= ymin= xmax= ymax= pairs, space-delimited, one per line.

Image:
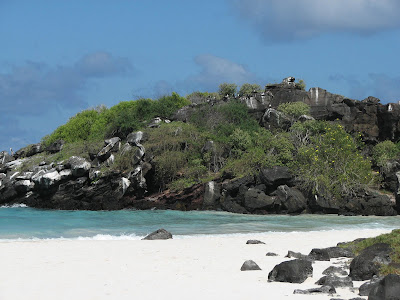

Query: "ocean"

xmin=1 ymin=204 xmax=399 ymax=241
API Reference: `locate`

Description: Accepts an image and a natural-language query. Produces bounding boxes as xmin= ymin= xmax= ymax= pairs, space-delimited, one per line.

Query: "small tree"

xmin=372 ymin=140 xmax=400 ymax=167
xmin=239 ymin=83 xmax=262 ymax=97
xmin=218 ymin=83 xmax=237 ymax=97
xmin=277 ymin=102 xmax=310 ymax=118
xmin=296 ymin=79 xmax=306 ymax=91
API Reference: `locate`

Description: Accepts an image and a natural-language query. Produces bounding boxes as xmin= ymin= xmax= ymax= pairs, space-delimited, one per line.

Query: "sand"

xmin=0 ymin=228 xmax=391 ymax=300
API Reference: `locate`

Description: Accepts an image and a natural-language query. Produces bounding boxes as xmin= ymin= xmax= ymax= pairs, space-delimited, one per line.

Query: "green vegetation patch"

xmin=42 ymin=93 xmax=190 ymax=146
xmin=277 ymin=101 xmax=311 ymax=118
xmin=292 ymin=121 xmax=374 ymax=200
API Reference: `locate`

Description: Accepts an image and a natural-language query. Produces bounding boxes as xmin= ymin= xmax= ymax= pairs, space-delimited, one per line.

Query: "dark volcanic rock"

xmin=343 ymin=190 xmax=396 ymax=216
xmin=246 ymin=239 xmax=265 ymax=244
xmin=316 ymin=275 xmax=353 ymax=288
xmin=322 ymin=266 xmax=348 ymax=276
xmin=266 ymin=252 xmax=278 ymax=256
xmin=271 ymin=185 xmax=307 ymax=214
xmin=240 ymin=260 xmax=261 ymax=271
xmin=308 ymin=193 xmax=340 ymax=214
xmin=286 ymin=251 xmax=309 ymax=260
xmin=349 ymin=243 xmax=392 ymax=281
xmin=262 ymin=108 xmax=292 ymax=131
xmin=222 ymin=176 xmax=254 ymax=196
xmin=268 ymin=259 xmax=313 ymax=283
xmin=368 ymin=274 xmax=400 ymax=300
xmin=325 ymin=246 xmax=355 ymax=258
xmin=243 ymin=188 xmax=276 ymax=211
xmin=258 ymin=166 xmax=294 ymax=194
xmin=45 ymin=139 xmax=64 ymax=153
xmin=294 ymin=285 xmax=336 ymax=295
xmin=142 ymin=228 xmax=172 ymax=240
xmin=220 ymin=195 xmax=248 ymax=214
xmin=308 ymin=248 xmax=331 ymax=261
xmin=358 ymin=275 xmax=383 ymax=296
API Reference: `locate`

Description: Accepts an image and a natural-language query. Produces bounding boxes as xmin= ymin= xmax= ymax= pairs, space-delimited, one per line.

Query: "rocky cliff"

xmin=1 ymin=78 xmax=399 ymax=215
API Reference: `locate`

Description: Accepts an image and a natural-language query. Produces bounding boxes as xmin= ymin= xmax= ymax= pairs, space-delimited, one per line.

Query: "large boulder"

xmin=14 ymin=180 xmax=35 ymax=194
xmin=97 ymin=137 xmax=121 ymax=161
xmin=243 ymin=188 xmax=276 ymax=211
xmin=315 ymin=275 xmax=353 ymax=288
xmin=258 ymin=166 xmax=293 ymax=191
xmin=344 ymin=190 xmax=397 ymax=216
xmin=308 ymin=192 xmax=340 ymax=214
xmin=45 ymin=140 xmax=65 ymax=153
xmin=324 ymin=246 xmax=355 ymax=258
xmin=368 ymin=274 xmax=400 ymax=300
xmin=380 ymin=160 xmax=400 ymax=192
xmin=359 ymin=276 xmax=383 ymax=296
xmin=127 ymin=131 xmax=146 ymax=146
xmin=322 ymin=266 xmax=348 ymax=276
xmin=308 ymin=248 xmax=330 ymax=261
xmin=261 ymin=108 xmax=292 ymax=131
xmin=240 ymin=260 xmax=261 ymax=271
xmin=271 ymin=185 xmax=306 ymax=213
xmin=349 ymin=243 xmax=392 ymax=281
xmin=221 ymin=176 xmax=254 ymax=196
xmin=142 ymin=229 xmax=173 ymax=240
xmin=14 ymin=143 xmax=43 ymax=158
xmin=67 ymin=156 xmax=91 ymax=177
xmin=268 ymin=259 xmax=313 ymax=283
xmin=32 ymin=170 xmax=61 ymax=190
xmin=220 ymin=195 xmax=248 ymax=214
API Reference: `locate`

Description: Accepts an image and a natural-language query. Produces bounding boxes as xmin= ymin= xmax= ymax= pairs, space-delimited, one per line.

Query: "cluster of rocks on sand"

xmin=240 ymin=238 xmax=400 ymax=300
xmin=139 ymin=229 xmax=400 ymax=299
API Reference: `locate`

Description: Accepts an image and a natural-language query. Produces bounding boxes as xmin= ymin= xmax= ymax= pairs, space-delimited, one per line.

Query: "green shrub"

xmin=42 ymin=109 xmax=103 ymax=146
xmin=372 ymin=140 xmax=400 ymax=167
xmin=239 ymin=83 xmax=262 ymax=96
xmin=186 ymin=91 xmax=220 ymax=104
xmin=294 ymin=122 xmax=374 ymax=199
xmin=277 ymin=102 xmax=310 ymax=118
xmin=43 ymin=93 xmax=190 ymax=145
xmin=296 ymin=79 xmax=306 ymax=90
xmin=155 ymin=92 xmax=191 ymax=118
xmin=223 ymin=128 xmax=294 ymax=177
xmin=144 ymin=122 xmax=208 ymax=190
xmin=218 ymin=83 xmax=237 ymax=97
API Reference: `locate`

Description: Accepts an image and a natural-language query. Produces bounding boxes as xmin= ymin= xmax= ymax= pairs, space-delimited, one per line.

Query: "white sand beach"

xmin=0 ymin=229 xmax=391 ymax=300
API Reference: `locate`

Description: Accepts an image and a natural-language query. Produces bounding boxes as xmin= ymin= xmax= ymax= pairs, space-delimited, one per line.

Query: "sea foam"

xmin=0 ymin=203 xmax=28 ymax=208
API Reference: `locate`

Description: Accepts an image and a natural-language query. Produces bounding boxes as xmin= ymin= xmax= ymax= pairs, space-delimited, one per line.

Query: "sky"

xmin=1 ymin=0 xmax=400 ymax=151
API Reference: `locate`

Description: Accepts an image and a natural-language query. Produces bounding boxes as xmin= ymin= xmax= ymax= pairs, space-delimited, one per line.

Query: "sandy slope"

xmin=0 ymin=229 xmax=390 ymax=300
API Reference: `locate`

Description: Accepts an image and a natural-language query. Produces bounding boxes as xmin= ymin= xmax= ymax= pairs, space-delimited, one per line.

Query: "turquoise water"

xmin=1 ymin=204 xmax=400 ymax=240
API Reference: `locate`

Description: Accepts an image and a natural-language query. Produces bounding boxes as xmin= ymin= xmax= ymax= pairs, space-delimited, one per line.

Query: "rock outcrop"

xmin=349 ymin=243 xmax=393 ymax=281
xmin=142 ymin=228 xmax=173 ymax=240
xmin=1 ymin=77 xmax=400 ymax=214
xmin=268 ymin=259 xmax=313 ymax=283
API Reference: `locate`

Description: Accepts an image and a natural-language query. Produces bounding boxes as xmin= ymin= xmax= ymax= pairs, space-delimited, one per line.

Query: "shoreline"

xmin=0 ymin=228 xmax=392 ymax=300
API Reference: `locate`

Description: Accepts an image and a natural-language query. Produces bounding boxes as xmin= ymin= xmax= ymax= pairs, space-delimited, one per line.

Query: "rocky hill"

xmin=1 ymin=77 xmax=399 ymax=215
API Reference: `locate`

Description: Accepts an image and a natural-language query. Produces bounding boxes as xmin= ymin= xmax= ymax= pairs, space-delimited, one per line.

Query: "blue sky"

xmin=1 ymin=0 xmax=400 ymax=151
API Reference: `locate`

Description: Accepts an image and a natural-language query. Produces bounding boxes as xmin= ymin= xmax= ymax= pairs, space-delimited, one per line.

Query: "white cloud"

xmin=0 ymin=52 xmax=133 ymax=151
xmin=0 ymin=52 xmax=133 ymax=115
xmin=233 ymin=0 xmax=400 ymax=41
xmin=183 ymin=54 xmax=258 ymax=91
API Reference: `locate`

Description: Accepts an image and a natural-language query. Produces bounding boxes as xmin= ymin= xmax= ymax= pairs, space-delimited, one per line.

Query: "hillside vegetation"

xmin=35 ymin=82 xmax=400 ymax=199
